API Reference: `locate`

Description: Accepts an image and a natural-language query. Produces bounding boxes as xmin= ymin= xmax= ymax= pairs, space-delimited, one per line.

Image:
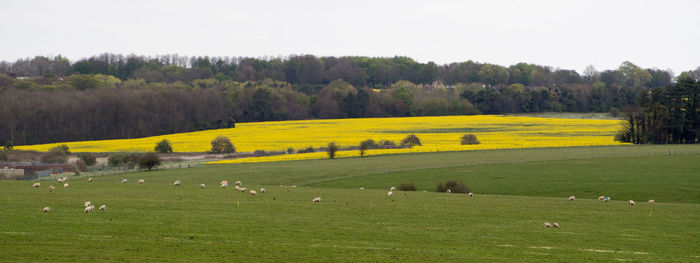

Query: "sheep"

xmin=234 ymin=181 xmax=242 ymax=186
xmin=628 ymin=200 xmax=635 ymax=206
xmin=360 ymin=187 xmax=365 ymax=190
xmin=260 ymin=188 xmax=266 ymax=193
xmin=250 ymin=190 xmax=257 ymax=195
xmin=173 ymin=180 xmax=182 ymax=186
xmin=220 ymin=180 xmax=228 ymax=185
xmin=200 ymin=184 xmax=206 ymax=188
xmin=446 ymin=189 xmax=452 ymax=193
xmin=553 ymin=223 xmax=560 ymax=228
xmin=138 ymin=179 xmax=145 ymax=184
xmin=468 ymin=192 xmax=473 ymax=197
xmin=84 ymin=205 xmax=95 ymax=213
xmin=57 ymin=178 xmax=64 ymax=184
xmin=220 ymin=182 xmax=228 ymax=188
xmin=121 ymin=179 xmax=128 ymax=183
xmin=84 ymin=201 xmax=91 ymax=207
xmin=238 ymin=187 xmax=247 ymax=192
xmin=63 ymin=183 xmax=69 ymax=188
xmin=544 ymin=222 xmax=552 ymax=228
xmin=312 ymin=197 xmax=321 ymax=203
xmin=88 ymin=177 xmax=93 ymax=183
xmin=568 ymin=196 xmax=575 ymax=201
xmin=234 ymin=185 xmax=240 ymax=190
xmin=387 ymin=191 xmax=393 ymax=197
xmin=390 ymin=186 xmax=396 ymax=191
xmin=648 ymin=200 xmax=655 ymax=204
xmin=99 ymin=205 xmax=106 ymax=211
xmin=49 ymin=185 xmax=55 ymax=191
xmin=32 ymin=182 xmax=41 ymax=188
xmin=43 ymin=207 xmax=50 ymax=213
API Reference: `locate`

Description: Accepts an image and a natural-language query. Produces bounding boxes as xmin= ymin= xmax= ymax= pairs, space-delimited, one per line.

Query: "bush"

xmin=378 ymin=140 xmax=396 ymax=148
xmin=108 ymin=154 xmax=125 ymax=167
xmin=436 ymin=180 xmax=470 ymax=193
xmin=40 ymin=148 xmax=68 ymax=163
xmin=52 ymin=144 xmax=71 ymax=155
xmin=287 ymin=147 xmax=295 ymax=154
xmin=359 ymin=139 xmax=377 ymax=157
xmin=78 ymin=153 xmax=97 ymax=166
xmin=210 ymin=136 xmax=235 ymax=153
xmin=461 ymin=134 xmax=481 ymax=145
xmin=76 ymin=159 xmax=88 ymax=172
xmin=137 ymin=153 xmax=161 ymax=170
xmin=298 ymin=146 xmax=315 ymax=153
xmin=401 ymin=134 xmax=422 ymax=147
xmin=3 ymin=141 xmax=13 ymax=151
xmin=398 ymin=182 xmax=416 ymax=191
xmin=327 ymin=142 xmax=338 ymax=159
xmin=155 ymin=139 xmax=174 ymax=153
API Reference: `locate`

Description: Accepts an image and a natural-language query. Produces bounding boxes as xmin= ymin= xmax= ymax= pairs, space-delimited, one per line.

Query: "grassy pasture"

xmin=1 ymin=144 xmax=699 ymax=262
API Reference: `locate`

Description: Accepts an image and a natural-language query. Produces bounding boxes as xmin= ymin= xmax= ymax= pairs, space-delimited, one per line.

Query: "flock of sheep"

xmin=35 ymin=177 xmax=108 ymax=213
xmin=547 ymin=195 xmax=657 ymax=229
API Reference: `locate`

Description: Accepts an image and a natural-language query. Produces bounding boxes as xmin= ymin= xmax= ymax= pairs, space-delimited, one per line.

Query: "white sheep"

xmin=220 ymin=180 xmax=228 ymax=185
xmin=544 ymin=222 xmax=552 ymax=228
xmin=239 ymin=187 xmax=247 ymax=192
xmin=200 ymin=184 xmax=206 ymax=188
xmin=260 ymin=188 xmax=266 ymax=193
xmin=99 ymin=205 xmax=106 ymax=211
xmin=390 ymin=186 xmax=396 ymax=191
xmin=628 ymin=200 xmax=635 ymax=206
xmin=43 ymin=207 xmax=50 ymax=213
xmin=32 ymin=182 xmax=41 ymax=188
xmin=569 ymin=196 xmax=575 ymax=201
xmin=312 ymin=197 xmax=321 ymax=203
xmin=84 ymin=205 xmax=95 ymax=213
xmin=360 ymin=187 xmax=364 ymax=190
xmin=446 ymin=189 xmax=452 ymax=193
xmin=234 ymin=181 xmax=242 ymax=186
xmin=63 ymin=183 xmax=69 ymax=188
xmin=173 ymin=180 xmax=182 ymax=186
xmin=234 ymin=185 xmax=240 ymax=190
xmin=220 ymin=182 xmax=228 ymax=188
xmin=250 ymin=190 xmax=257 ymax=195
xmin=387 ymin=191 xmax=393 ymax=197
xmin=84 ymin=201 xmax=91 ymax=207
xmin=138 ymin=179 xmax=145 ymax=184
xmin=88 ymin=177 xmax=93 ymax=183
xmin=49 ymin=185 xmax=55 ymax=191
xmin=56 ymin=178 xmax=64 ymax=184
xmin=121 ymin=179 xmax=128 ymax=183
xmin=468 ymin=192 xmax=473 ymax=197
xmin=648 ymin=200 xmax=655 ymax=203
xmin=553 ymin=222 xmax=560 ymax=228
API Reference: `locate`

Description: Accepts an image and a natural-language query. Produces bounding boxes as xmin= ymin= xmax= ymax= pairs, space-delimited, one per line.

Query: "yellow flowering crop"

xmin=17 ymin=115 xmax=628 ymax=164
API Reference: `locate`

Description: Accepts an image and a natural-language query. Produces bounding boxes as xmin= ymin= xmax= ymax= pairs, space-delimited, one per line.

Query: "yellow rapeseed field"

xmin=17 ymin=115 xmax=627 ymax=164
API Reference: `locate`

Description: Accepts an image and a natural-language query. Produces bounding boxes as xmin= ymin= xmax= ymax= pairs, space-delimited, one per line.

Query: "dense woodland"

xmin=1 ymin=54 xmax=698 ymax=146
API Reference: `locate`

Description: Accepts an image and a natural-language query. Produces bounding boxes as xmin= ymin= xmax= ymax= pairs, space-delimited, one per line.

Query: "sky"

xmin=1 ymin=0 xmax=699 ymax=74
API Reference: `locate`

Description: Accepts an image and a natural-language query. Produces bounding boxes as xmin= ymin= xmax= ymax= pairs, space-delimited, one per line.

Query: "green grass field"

xmin=1 ymin=145 xmax=699 ymax=262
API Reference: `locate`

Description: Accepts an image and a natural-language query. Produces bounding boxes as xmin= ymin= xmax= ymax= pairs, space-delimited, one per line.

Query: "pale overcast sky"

xmin=1 ymin=0 xmax=698 ymax=74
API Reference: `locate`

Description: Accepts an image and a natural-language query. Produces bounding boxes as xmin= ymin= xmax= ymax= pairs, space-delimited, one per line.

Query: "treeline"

xmin=1 ymin=54 xmax=699 ymax=146
xmin=617 ymin=75 xmax=699 ymax=144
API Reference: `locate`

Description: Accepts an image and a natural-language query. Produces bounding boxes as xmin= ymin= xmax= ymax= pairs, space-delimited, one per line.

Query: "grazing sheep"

xmin=43 ymin=207 xmax=50 ymax=213
xmin=32 ymin=182 xmax=41 ymax=188
xmin=390 ymin=186 xmax=396 ymax=191
xmin=220 ymin=182 xmax=228 ymax=188
xmin=49 ymin=185 xmax=55 ymax=191
xmin=88 ymin=177 xmax=93 ymax=183
xmin=84 ymin=201 xmax=91 ymax=207
xmin=250 ymin=190 xmax=257 ymax=195
xmin=468 ymin=192 xmax=473 ymax=197
xmin=360 ymin=187 xmax=365 ymax=190
xmin=446 ymin=189 xmax=452 ymax=193
xmin=628 ymin=200 xmax=635 ymax=206
xmin=234 ymin=185 xmax=240 ymax=190
xmin=553 ymin=223 xmax=560 ymax=228
xmin=387 ymin=191 xmax=393 ymax=197
xmin=234 ymin=181 xmax=242 ymax=186
xmin=99 ymin=205 xmax=106 ymax=211
xmin=63 ymin=183 xmax=69 ymax=188
xmin=544 ymin=222 xmax=552 ymax=228
xmin=57 ymin=178 xmax=64 ymax=184
xmin=238 ymin=187 xmax=247 ymax=192
xmin=569 ymin=196 xmax=575 ymax=201
xmin=121 ymin=179 xmax=128 ymax=183
xmin=173 ymin=180 xmax=182 ymax=186
xmin=312 ymin=197 xmax=321 ymax=203
xmin=84 ymin=205 xmax=95 ymax=213
xmin=220 ymin=180 xmax=228 ymax=185
xmin=260 ymin=188 xmax=266 ymax=193
xmin=138 ymin=179 xmax=145 ymax=184
xmin=200 ymin=184 xmax=206 ymax=188
xmin=648 ymin=200 xmax=655 ymax=203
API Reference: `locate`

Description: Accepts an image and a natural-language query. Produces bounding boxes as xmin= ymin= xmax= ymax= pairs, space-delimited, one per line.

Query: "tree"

xmin=53 ymin=144 xmax=70 ymax=155
xmin=461 ymin=134 xmax=480 ymax=145
xmin=40 ymin=148 xmax=67 ymax=163
xmin=155 ymin=139 xmax=174 ymax=153
xmin=401 ymin=134 xmax=422 ymax=147
xmin=210 ymin=136 xmax=235 ymax=153
xmin=79 ymin=153 xmax=97 ymax=166
xmin=359 ymin=139 xmax=377 ymax=157
xmin=3 ymin=141 xmax=12 ymax=151
xmin=137 ymin=152 xmax=161 ymax=170
xmin=327 ymin=142 xmax=338 ymax=159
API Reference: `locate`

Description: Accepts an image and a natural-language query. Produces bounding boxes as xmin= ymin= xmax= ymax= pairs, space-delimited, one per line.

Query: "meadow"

xmin=2 ymin=144 xmax=699 ymax=262
xmin=15 ymin=115 xmax=627 ymax=163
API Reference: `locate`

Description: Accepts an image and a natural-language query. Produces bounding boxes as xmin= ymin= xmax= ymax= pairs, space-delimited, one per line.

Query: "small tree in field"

xmin=78 ymin=153 xmax=97 ymax=166
xmin=155 ymin=139 xmax=173 ymax=153
xmin=327 ymin=142 xmax=338 ymax=159
xmin=460 ymin=134 xmax=480 ymax=145
xmin=401 ymin=134 xmax=422 ymax=147
xmin=210 ymin=136 xmax=235 ymax=153
xmin=138 ymin=153 xmax=161 ymax=171
xmin=359 ymin=139 xmax=377 ymax=157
